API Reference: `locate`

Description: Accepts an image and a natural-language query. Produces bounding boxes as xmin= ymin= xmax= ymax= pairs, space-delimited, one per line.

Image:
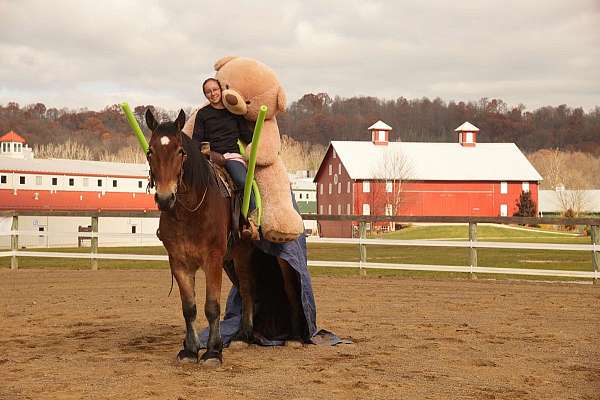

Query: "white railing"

xmin=1 ymin=211 xmax=598 ymax=282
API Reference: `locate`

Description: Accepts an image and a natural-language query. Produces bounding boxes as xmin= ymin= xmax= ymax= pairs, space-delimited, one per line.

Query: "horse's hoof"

xmin=201 ymin=357 xmax=222 ymax=368
xmin=285 ymin=340 xmax=304 ymax=348
xmin=176 ymin=349 xmax=198 ymax=363
xmin=228 ymin=340 xmax=250 ymax=350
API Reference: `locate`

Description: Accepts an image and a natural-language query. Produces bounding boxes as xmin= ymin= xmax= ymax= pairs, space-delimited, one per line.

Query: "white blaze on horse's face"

xmin=160 ymin=136 xmax=170 ymax=146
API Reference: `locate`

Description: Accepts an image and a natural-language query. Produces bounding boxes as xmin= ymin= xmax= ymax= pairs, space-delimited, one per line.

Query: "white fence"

xmin=1 ymin=211 xmax=598 ymax=282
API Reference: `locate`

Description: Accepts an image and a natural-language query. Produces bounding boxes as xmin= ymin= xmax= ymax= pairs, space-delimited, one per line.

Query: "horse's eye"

xmin=179 ymin=148 xmax=186 ymax=157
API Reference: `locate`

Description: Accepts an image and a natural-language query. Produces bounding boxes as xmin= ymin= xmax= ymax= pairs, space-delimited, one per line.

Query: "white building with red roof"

xmin=0 ymin=131 xmax=159 ymax=247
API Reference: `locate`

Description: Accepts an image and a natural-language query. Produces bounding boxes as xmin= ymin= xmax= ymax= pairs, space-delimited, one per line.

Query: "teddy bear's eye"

xmin=225 ymin=84 xmax=230 ymax=89
xmin=245 ymin=100 xmax=251 ymax=105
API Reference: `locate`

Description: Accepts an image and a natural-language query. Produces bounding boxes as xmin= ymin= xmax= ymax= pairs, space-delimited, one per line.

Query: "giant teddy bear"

xmin=183 ymin=56 xmax=304 ymax=243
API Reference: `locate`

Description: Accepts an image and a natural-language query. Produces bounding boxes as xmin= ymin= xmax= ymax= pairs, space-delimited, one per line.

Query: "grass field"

xmin=1 ymin=224 xmax=595 ymax=281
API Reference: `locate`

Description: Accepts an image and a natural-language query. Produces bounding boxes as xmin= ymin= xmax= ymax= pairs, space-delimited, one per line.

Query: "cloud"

xmin=0 ymin=0 xmax=598 ymax=111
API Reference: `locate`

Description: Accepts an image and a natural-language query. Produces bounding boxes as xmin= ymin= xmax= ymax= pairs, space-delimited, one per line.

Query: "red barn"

xmin=314 ymin=121 xmax=542 ymax=237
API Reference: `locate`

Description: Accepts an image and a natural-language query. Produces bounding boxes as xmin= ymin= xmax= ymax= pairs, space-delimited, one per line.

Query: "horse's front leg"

xmin=200 ymin=253 xmax=224 ymax=367
xmin=172 ymin=264 xmax=201 ymax=363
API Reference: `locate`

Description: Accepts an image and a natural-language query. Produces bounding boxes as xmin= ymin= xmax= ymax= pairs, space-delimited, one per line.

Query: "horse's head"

xmin=145 ymin=108 xmax=187 ymax=211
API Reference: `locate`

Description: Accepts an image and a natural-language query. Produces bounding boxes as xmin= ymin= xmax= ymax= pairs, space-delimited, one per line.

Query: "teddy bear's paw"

xmin=264 ymin=230 xmax=302 ymax=243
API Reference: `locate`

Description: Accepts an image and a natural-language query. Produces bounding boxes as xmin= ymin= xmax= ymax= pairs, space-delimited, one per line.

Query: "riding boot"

xmin=241 ymin=209 xmax=260 ymax=241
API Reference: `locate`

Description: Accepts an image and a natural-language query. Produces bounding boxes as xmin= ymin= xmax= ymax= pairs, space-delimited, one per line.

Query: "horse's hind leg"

xmin=232 ymin=241 xmax=255 ymax=343
xmin=277 ymin=258 xmax=304 ymax=341
xmin=200 ymin=254 xmax=224 ymax=367
xmin=172 ymin=267 xmax=201 ymax=363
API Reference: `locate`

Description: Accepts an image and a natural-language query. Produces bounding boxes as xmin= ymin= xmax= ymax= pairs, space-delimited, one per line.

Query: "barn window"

xmin=337 ymin=204 xmax=341 ymax=215
xmin=500 ymin=204 xmax=508 ymax=217
xmin=19 ymin=176 xmax=25 ymax=184
xmin=465 ymin=132 xmax=473 ymax=143
xmin=378 ymin=131 xmax=385 ymax=141
xmin=328 ymin=164 xmax=332 ymax=175
xmin=328 ymin=204 xmax=332 ymax=214
xmin=386 ymin=181 xmax=392 ymax=192
xmin=522 ymin=182 xmax=529 ymax=192
xmin=347 ymin=204 xmax=351 ymax=214
xmin=385 ymin=204 xmax=393 ymax=216
xmin=36 ymin=176 xmax=43 ymax=185
xmin=52 ymin=177 xmax=58 ymax=186
xmin=113 ymin=179 xmax=118 ymax=187
xmin=363 ymin=181 xmax=370 ymax=193
xmin=69 ymin=178 xmax=75 ymax=186
xmin=500 ymin=182 xmax=508 ymax=194
xmin=362 ymin=203 xmax=370 ymax=215
xmin=299 ymin=193 xmax=302 ymax=200
xmin=83 ymin=178 xmax=89 ymax=187
xmin=333 ymin=174 xmax=338 ymax=184
xmin=347 ymin=182 xmax=351 ymax=193
xmin=138 ymin=180 xmax=143 ymax=188
xmin=338 ymin=183 xmax=341 ymax=194
xmin=0 ymin=175 xmax=6 ymax=184
xmin=319 ymin=184 xmax=323 ymax=195
xmin=319 ymin=205 xmax=323 ymax=214
xmin=328 ymin=183 xmax=332 ymax=194
xmin=338 ymin=164 xmax=341 ymax=174
xmin=98 ymin=179 xmax=103 ymax=187
xmin=332 ymin=150 xmax=336 ymax=159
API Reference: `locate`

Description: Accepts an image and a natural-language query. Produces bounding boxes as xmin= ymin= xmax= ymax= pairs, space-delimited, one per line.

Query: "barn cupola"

xmin=0 ymin=131 xmax=32 ymax=159
xmin=455 ymin=121 xmax=480 ymax=147
xmin=368 ymin=120 xmax=393 ymax=145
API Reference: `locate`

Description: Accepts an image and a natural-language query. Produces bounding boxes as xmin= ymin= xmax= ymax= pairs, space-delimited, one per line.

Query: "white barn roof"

xmin=455 ymin=121 xmax=480 ymax=132
xmin=329 ymin=141 xmax=543 ymax=181
xmin=0 ymin=157 xmax=149 ymax=177
xmin=368 ymin=120 xmax=393 ymax=131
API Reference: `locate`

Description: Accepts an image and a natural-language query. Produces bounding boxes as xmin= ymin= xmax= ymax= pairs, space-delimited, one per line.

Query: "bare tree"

xmin=371 ymin=148 xmax=412 ymax=231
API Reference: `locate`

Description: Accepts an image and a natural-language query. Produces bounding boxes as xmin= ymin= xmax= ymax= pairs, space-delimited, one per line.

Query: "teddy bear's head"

xmin=214 ymin=56 xmax=286 ymax=121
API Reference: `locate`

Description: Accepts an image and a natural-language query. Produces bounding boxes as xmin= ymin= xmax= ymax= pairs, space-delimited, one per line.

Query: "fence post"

xmin=591 ymin=225 xmax=599 ymax=285
xmin=91 ymin=215 xmax=98 ymax=270
xmin=359 ymin=221 xmax=367 ymax=277
xmin=469 ymin=222 xmax=477 ymax=279
xmin=10 ymin=215 xmax=18 ymax=270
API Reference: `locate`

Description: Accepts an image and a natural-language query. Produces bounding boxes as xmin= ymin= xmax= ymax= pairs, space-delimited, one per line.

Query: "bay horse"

xmin=144 ymin=109 xmax=303 ymax=367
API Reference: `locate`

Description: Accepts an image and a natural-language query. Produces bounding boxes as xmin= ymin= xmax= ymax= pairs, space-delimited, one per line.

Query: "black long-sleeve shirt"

xmin=192 ymin=105 xmax=253 ymax=154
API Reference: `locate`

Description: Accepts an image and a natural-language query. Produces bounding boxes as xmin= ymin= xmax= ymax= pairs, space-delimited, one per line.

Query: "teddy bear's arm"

xmin=246 ymin=119 xmax=281 ymax=166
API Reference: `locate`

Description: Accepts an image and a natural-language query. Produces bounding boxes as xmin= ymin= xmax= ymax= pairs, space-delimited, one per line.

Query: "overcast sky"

xmin=1 ymin=0 xmax=599 ymax=112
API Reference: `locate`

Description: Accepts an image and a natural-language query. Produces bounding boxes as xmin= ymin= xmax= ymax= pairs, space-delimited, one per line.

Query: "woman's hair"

xmin=202 ymin=78 xmax=221 ymax=93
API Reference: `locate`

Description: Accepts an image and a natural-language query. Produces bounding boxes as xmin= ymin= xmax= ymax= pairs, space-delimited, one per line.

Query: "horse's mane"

xmin=180 ymin=132 xmax=214 ymax=192
xmin=155 ymin=122 xmax=214 ymax=192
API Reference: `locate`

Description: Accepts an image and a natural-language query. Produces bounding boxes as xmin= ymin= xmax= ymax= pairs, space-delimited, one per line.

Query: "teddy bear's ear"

xmin=214 ymin=56 xmax=238 ymax=71
xmin=277 ymin=86 xmax=287 ymax=112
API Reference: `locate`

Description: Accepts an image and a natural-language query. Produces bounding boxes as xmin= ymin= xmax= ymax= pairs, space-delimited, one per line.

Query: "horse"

xmin=144 ymin=108 xmax=304 ymax=367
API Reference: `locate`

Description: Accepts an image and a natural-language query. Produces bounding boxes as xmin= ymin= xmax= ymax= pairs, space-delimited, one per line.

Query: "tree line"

xmin=278 ymin=94 xmax=600 ymax=154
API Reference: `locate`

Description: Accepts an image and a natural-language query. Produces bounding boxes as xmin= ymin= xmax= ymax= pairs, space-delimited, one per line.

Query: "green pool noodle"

xmin=241 ymin=105 xmax=267 ymax=222
xmin=121 ymin=102 xmax=149 ymax=153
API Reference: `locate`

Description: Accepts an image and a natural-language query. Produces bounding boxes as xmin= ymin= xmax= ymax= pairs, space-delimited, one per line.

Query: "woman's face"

xmin=203 ymin=80 xmax=222 ymax=105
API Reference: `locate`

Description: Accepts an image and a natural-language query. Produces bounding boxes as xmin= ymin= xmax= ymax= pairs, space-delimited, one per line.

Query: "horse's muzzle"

xmin=155 ymin=192 xmax=176 ymax=211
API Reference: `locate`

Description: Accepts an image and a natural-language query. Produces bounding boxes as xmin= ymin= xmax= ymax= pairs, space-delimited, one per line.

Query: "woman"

xmin=192 ymin=78 xmax=258 ymax=237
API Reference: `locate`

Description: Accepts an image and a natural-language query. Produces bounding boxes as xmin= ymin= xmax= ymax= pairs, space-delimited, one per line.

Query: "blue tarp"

xmin=199 ymin=224 xmax=341 ymax=347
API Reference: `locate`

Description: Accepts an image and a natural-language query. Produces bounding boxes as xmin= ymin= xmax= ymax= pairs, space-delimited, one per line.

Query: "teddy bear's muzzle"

xmin=221 ymin=89 xmax=247 ymax=115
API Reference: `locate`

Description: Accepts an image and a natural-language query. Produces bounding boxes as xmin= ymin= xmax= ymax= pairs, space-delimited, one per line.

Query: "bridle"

xmin=147 ymin=131 xmax=208 ymax=213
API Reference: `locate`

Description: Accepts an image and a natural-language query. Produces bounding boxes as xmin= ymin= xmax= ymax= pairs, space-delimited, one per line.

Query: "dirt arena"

xmin=1 ymin=269 xmax=599 ymax=400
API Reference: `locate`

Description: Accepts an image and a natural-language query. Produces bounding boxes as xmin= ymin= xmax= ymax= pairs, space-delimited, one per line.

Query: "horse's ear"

xmin=175 ymin=109 xmax=186 ymax=131
xmin=145 ymin=108 xmax=158 ymax=131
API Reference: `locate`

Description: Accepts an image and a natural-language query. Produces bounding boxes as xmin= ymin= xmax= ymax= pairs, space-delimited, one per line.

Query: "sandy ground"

xmin=0 ymin=269 xmax=599 ymax=400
